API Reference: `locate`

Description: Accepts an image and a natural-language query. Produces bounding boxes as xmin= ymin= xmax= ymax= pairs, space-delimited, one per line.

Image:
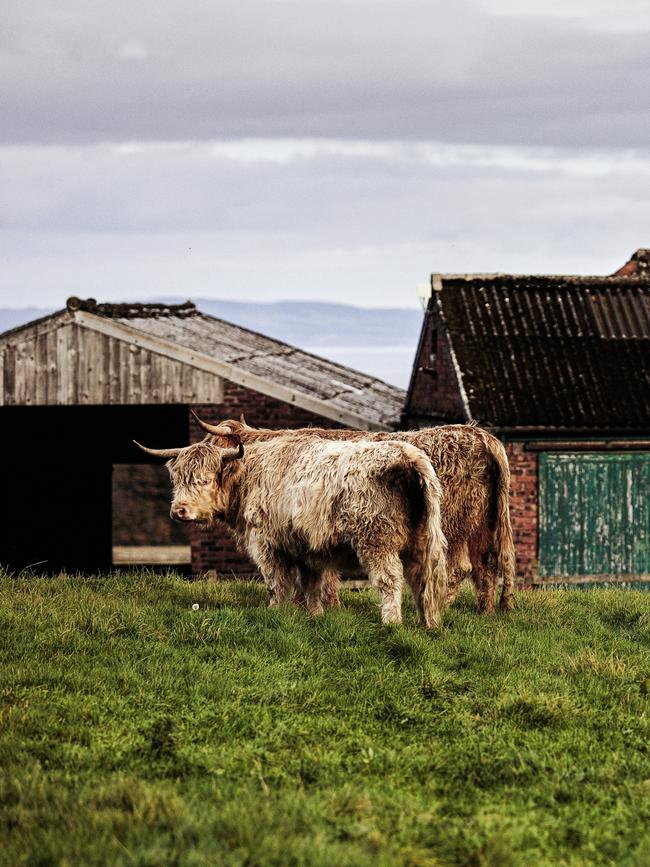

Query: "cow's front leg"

xmin=320 ymin=568 xmax=341 ymax=608
xmin=298 ymin=567 xmax=325 ymax=616
xmin=297 ymin=567 xmax=342 ymax=612
xmin=263 ymin=561 xmax=295 ymax=607
xmin=247 ymin=535 xmax=295 ymax=605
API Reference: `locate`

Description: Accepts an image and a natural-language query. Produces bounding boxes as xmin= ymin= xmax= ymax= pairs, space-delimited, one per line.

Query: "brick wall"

xmin=506 ymin=442 xmax=538 ymax=584
xmin=404 ymin=302 xmax=466 ymax=425
xmin=189 ymin=382 xmax=346 ymax=577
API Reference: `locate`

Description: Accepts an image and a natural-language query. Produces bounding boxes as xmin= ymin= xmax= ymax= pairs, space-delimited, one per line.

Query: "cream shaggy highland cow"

xmin=135 ymin=434 xmax=449 ymax=629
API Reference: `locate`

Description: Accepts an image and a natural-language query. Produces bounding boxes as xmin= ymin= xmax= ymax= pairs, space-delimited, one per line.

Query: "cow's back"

xmin=239 ymin=437 xmax=424 ymax=557
xmin=390 ymin=426 xmax=493 ymax=545
xmin=222 ymin=420 xmax=500 ymax=554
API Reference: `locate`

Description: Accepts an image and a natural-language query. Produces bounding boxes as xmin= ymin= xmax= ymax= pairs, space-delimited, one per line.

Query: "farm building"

xmin=403 ymin=249 xmax=650 ymax=586
xmin=0 ymin=297 xmax=404 ymax=576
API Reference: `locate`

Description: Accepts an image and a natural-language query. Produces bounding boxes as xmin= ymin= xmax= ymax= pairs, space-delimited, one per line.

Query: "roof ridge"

xmin=66 ymin=296 xmax=198 ymax=318
xmin=432 ymin=274 xmax=650 ymax=287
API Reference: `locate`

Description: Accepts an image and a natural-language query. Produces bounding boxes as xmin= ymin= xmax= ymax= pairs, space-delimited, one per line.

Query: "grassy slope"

xmin=1 ymin=574 xmax=650 ymax=867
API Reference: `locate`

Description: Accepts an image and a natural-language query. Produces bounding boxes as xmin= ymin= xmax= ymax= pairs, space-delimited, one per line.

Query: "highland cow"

xmin=192 ymin=415 xmax=515 ymax=613
xmin=134 ymin=434 xmax=449 ymax=628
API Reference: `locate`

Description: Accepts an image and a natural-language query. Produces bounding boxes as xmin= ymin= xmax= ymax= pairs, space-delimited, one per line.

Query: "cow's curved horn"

xmin=222 ymin=443 xmax=244 ymax=463
xmin=239 ymin=412 xmax=247 ymax=424
xmin=133 ymin=440 xmax=184 ymax=458
xmin=190 ymin=410 xmax=230 ymax=435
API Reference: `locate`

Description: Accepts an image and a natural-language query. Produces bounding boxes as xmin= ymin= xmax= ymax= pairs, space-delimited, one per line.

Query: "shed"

xmin=403 ymin=250 xmax=650 ymax=586
xmin=0 ymin=297 xmax=404 ymax=575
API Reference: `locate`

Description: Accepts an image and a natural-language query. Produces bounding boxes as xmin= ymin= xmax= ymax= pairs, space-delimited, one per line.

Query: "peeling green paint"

xmin=539 ymin=452 xmax=650 ymax=578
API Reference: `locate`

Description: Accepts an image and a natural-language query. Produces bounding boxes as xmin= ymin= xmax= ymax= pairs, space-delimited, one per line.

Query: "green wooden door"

xmin=538 ymin=452 xmax=650 ymax=578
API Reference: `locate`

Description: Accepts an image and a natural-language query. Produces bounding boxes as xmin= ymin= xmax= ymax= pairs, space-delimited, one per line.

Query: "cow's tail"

xmin=406 ymin=445 xmax=448 ymax=629
xmin=486 ymin=435 xmax=516 ymax=611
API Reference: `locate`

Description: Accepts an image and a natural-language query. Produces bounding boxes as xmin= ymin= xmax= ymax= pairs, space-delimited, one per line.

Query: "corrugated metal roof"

xmin=436 ymin=275 xmax=650 ymax=432
xmin=75 ymin=298 xmax=404 ymax=428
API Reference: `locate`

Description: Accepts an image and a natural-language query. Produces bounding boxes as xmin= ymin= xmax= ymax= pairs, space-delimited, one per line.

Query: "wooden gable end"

xmin=0 ymin=312 xmax=224 ymax=406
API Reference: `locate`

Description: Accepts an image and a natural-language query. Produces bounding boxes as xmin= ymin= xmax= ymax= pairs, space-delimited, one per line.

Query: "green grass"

xmin=2 ymin=573 xmax=650 ymax=866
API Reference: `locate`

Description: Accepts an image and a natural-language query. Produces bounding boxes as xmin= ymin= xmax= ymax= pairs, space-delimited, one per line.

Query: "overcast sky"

xmin=1 ymin=0 xmax=649 ymax=309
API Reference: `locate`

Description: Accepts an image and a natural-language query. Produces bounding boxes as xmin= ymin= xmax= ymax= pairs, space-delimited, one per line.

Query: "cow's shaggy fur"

xmin=195 ymin=419 xmax=515 ymax=613
xmin=160 ymin=436 xmax=449 ymax=628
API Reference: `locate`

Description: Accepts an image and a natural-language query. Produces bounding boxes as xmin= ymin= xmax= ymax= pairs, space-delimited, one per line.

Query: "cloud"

xmin=1 ymin=138 xmax=648 ymax=307
xmin=118 ymin=39 xmax=150 ymax=61
xmin=1 ymin=0 xmax=648 ymax=146
xmin=477 ymin=0 xmax=650 ymax=32
xmin=1 ymin=2 xmax=647 ymax=311
xmin=3 ymin=139 xmax=649 ymax=235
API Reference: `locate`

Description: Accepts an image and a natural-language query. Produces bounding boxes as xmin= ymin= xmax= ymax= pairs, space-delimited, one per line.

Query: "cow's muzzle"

xmin=171 ymin=505 xmax=192 ymax=522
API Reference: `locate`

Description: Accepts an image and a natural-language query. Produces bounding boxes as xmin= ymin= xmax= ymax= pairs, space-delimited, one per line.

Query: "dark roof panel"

xmin=437 ymin=275 xmax=650 ymax=432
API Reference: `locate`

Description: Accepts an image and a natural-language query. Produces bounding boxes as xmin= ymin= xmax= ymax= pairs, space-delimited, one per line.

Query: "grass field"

xmin=2 ymin=572 xmax=650 ymax=866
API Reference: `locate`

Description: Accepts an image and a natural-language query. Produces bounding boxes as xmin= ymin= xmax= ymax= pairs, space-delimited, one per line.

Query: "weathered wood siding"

xmin=0 ymin=316 xmax=223 ymax=406
xmin=539 ymin=452 xmax=650 ymax=578
xmin=112 ymin=546 xmax=191 ymax=565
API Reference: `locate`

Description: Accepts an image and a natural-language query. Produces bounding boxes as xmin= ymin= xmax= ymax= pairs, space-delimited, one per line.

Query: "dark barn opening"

xmin=0 ymin=405 xmax=189 ymax=574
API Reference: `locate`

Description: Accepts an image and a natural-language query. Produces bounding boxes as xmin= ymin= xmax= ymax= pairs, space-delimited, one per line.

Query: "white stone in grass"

xmin=191 ymin=603 xmax=200 ymax=611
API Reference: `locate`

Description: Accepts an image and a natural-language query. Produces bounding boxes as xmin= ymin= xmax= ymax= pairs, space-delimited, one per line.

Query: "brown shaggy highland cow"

xmin=192 ymin=416 xmax=515 ymax=613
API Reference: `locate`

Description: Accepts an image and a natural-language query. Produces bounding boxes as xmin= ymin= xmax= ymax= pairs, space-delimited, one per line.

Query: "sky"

xmin=1 ymin=0 xmax=649 ymax=309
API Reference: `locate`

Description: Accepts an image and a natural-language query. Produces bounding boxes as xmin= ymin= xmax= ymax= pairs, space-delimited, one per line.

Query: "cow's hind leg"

xmin=498 ymin=548 xmax=515 ymax=612
xmin=467 ymin=532 xmax=499 ymax=614
xmin=445 ymin=543 xmax=472 ymax=607
xmin=480 ymin=553 xmax=499 ymax=614
xmin=403 ymin=560 xmax=428 ymax=626
xmin=499 ymin=579 xmax=514 ymax=612
xmin=360 ymin=551 xmax=404 ymax=625
xmin=472 ymin=552 xmax=498 ymax=614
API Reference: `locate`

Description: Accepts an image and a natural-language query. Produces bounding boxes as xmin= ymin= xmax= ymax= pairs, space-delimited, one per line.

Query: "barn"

xmin=0 ymin=297 xmax=404 ymax=576
xmin=403 ymin=249 xmax=650 ymax=586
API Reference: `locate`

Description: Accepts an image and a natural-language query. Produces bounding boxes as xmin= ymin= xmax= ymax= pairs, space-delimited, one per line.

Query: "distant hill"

xmin=0 ymin=299 xmax=422 ymax=387
xmin=185 ymin=299 xmax=422 ymax=349
xmin=0 ymin=307 xmax=55 ymax=333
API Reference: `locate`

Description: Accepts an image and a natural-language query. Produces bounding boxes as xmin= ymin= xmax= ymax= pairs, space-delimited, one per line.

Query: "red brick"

xmin=506 ymin=442 xmax=538 ymax=583
xmin=405 ymin=306 xmax=465 ymax=424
